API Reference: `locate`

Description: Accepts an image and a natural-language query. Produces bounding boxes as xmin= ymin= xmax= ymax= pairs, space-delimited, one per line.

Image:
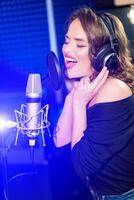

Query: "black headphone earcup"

xmin=92 ymin=44 xmax=118 ymax=72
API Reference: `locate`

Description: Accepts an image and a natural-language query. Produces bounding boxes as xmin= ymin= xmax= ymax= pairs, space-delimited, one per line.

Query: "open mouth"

xmin=64 ymin=57 xmax=77 ymax=68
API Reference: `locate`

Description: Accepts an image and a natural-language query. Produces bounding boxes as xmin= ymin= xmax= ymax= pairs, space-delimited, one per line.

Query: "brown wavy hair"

xmin=64 ymin=6 xmax=134 ymax=93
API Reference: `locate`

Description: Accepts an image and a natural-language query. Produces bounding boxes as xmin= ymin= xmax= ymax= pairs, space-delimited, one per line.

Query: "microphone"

xmin=1 ymin=74 xmax=50 ymax=147
xmin=25 ymin=74 xmax=42 ymax=146
xmin=13 ymin=73 xmax=50 ymax=146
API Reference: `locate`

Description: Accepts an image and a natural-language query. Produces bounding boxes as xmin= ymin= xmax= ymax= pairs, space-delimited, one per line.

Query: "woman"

xmin=53 ymin=6 xmax=134 ymax=200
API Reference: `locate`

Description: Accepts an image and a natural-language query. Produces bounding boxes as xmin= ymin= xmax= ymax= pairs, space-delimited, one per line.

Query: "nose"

xmin=62 ymin=42 xmax=74 ymax=55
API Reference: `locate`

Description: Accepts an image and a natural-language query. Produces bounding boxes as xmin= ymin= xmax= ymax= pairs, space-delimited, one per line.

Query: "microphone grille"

xmin=26 ymin=74 xmax=42 ymax=98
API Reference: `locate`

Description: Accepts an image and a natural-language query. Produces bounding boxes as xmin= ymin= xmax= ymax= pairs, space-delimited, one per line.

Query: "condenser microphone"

xmin=25 ymin=73 xmax=42 ymax=146
xmin=2 ymin=73 xmax=50 ymax=147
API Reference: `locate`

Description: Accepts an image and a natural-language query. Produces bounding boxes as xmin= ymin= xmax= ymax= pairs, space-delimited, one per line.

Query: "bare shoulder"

xmin=90 ymin=77 xmax=133 ymax=106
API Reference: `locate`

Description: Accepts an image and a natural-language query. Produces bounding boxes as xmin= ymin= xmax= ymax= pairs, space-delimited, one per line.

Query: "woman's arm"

xmin=53 ymin=91 xmax=74 ymax=147
xmin=71 ymin=100 xmax=87 ymax=148
xmin=71 ymin=67 xmax=109 ymax=148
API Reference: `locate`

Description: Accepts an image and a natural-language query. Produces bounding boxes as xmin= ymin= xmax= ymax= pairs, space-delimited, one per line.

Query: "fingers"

xmin=92 ymin=67 xmax=108 ymax=87
xmin=80 ymin=67 xmax=108 ymax=87
xmin=76 ymin=66 xmax=109 ymax=95
xmin=72 ymin=67 xmax=109 ymax=105
xmin=93 ymin=70 xmax=109 ymax=95
xmin=79 ymin=77 xmax=90 ymax=86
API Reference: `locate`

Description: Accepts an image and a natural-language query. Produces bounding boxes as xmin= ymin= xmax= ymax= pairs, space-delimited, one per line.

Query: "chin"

xmin=67 ymin=74 xmax=80 ymax=80
xmin=68 ymin=74 xmax=87 ymax=80
xmin=65 ymin=70 xmax=83 ymax=79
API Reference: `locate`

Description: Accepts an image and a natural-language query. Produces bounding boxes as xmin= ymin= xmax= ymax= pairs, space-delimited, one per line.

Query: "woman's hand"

xmin=73 ymin=67 xmax=109 ymax=107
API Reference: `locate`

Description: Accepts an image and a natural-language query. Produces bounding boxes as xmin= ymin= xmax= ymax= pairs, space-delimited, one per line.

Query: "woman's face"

xmin=62 ymin=18 xmax=93 ymax=79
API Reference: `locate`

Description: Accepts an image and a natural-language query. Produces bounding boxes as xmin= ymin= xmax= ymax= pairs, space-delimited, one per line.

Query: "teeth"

xmin=65 ymin=58 xmax=77 ymax=63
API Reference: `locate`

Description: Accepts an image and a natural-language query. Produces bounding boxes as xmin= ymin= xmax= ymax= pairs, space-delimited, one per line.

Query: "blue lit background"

xmin=0 ymin=0 xmax=49 ymax=120
xmin=0 ymin=0 xmax=134 ymax=200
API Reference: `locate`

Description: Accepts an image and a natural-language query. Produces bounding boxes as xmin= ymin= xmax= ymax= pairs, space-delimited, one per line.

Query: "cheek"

xmin=78 ymin=48 xmax=89 ymax=59
xmin=79 ymin=51 xmax=90 ymax=66
xmin=79 ymin=51 xmax=92 ymax=75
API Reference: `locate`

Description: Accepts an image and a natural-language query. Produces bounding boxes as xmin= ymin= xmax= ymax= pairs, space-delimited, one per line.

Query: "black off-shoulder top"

xmin=71 ymin=95 xmax=134 ymax=195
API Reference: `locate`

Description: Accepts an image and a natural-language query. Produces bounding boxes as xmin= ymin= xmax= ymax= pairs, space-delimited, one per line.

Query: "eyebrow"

xmin=65 ymin=35 xmax=86 ymax=42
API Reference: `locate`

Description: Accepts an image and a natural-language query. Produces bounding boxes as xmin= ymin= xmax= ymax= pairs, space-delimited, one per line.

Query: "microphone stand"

xmin=0 ymin=129 xmax=9 ymax=200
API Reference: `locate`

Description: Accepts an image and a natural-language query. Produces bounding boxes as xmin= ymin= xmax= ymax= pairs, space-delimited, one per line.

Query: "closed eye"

xmin=77 ymin=45 xmax=86 ymax=48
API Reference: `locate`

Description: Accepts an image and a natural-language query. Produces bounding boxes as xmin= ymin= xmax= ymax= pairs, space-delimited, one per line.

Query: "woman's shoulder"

xmin=89 ymin=77 xmax=133 ymax=107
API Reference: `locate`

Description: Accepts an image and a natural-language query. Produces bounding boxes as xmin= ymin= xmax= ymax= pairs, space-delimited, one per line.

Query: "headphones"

xmin=92 ymin=13 xmax=119 ymax=72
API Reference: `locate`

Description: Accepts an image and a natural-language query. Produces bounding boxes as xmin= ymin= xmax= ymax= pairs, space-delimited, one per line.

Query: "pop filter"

xmin=43 ymin=51 xmax=62 ymax=90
